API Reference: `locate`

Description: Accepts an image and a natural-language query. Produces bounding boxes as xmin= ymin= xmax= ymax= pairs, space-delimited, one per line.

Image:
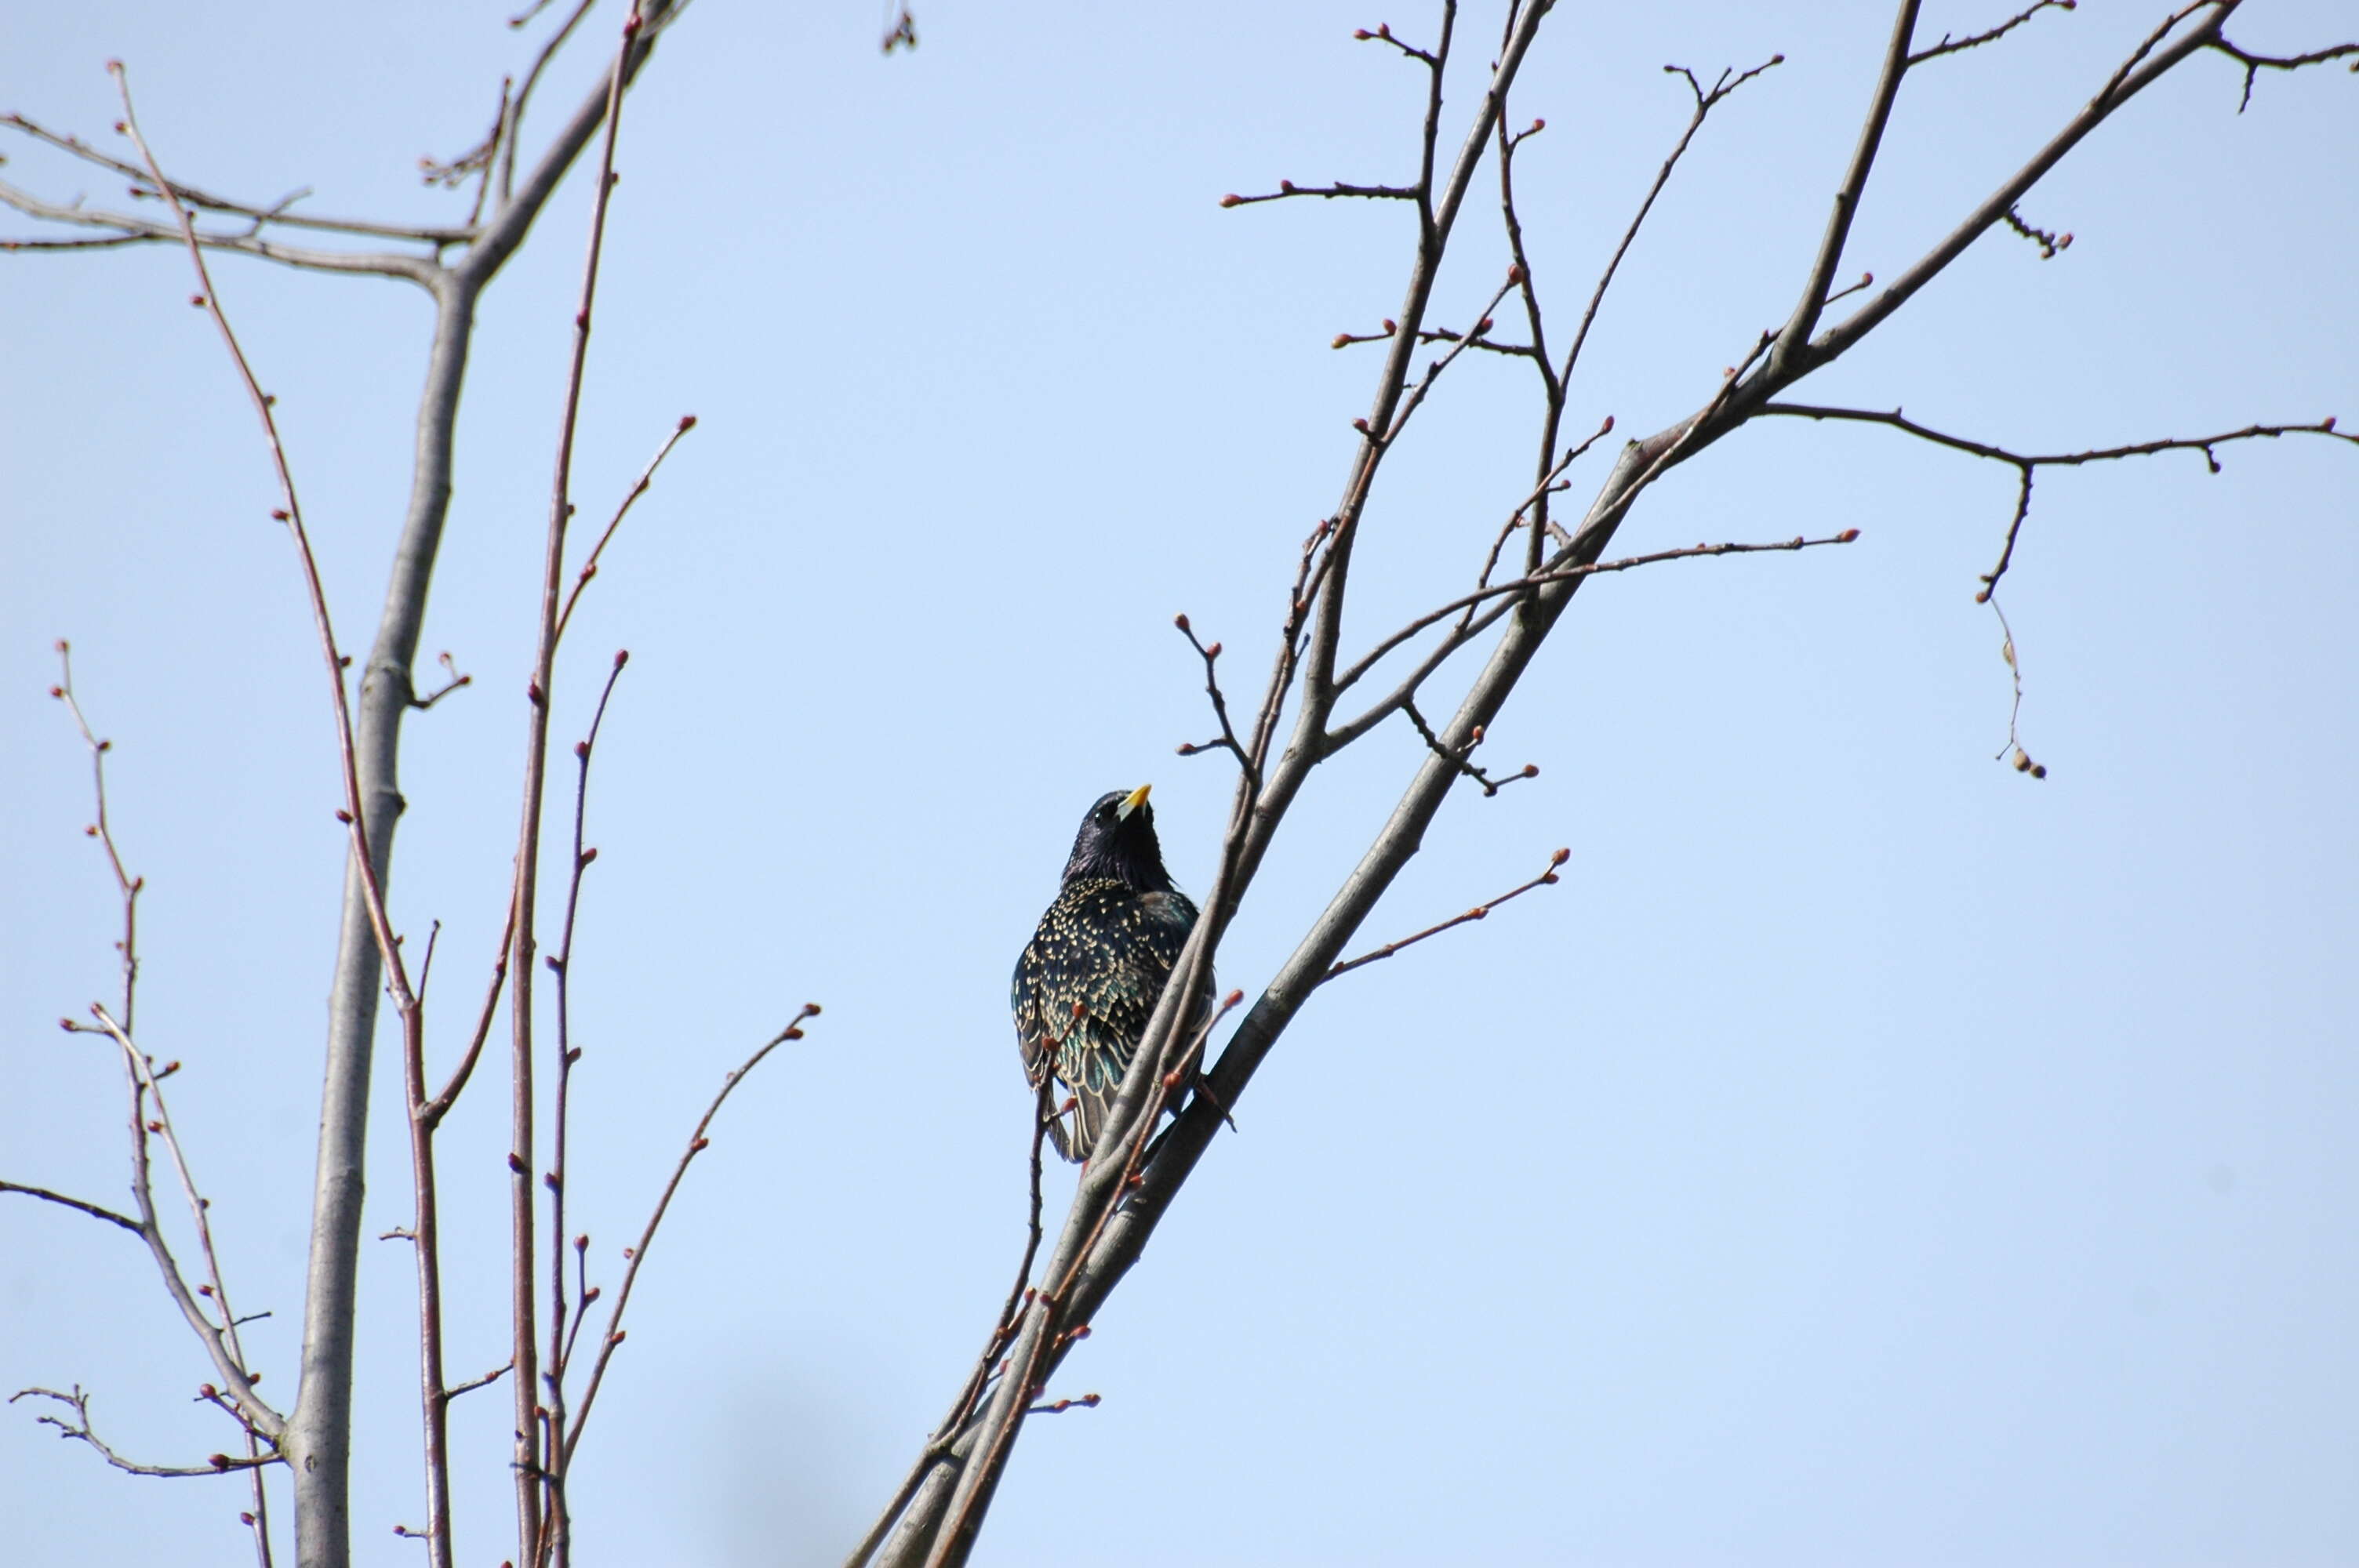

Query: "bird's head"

xmin=1060 ymin=784 xmax=1173 ymax=891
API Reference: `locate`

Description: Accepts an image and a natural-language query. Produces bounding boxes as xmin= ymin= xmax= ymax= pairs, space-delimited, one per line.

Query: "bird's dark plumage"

xmin=1011 ymin=786 xmax=1209 ymax=1162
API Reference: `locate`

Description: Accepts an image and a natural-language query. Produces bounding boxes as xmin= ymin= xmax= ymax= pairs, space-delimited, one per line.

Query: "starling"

xmin=1012 ymin=784 xmax=1211 ymax=1162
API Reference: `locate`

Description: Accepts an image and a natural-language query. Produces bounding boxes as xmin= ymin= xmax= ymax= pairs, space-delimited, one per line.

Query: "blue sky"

xmin=3 ymin=2 xmax=2354 ymax=1564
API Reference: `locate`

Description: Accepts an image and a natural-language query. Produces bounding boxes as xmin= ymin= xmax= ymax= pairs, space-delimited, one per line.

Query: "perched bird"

xmin=1011 ymin=785 xmax=1210 ymax=1162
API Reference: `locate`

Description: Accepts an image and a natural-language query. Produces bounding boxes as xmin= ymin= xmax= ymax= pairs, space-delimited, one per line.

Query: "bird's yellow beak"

xmin=1117 ymin=783 xmax=1152 ymax=819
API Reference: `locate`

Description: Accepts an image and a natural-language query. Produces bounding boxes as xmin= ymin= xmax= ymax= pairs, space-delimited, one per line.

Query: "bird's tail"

xmin=1068 ymin=1079 xmax=1112 ymax=1163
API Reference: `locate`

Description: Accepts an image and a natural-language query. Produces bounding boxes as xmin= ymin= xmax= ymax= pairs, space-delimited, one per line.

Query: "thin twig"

xmin=1 ymin=111 xmax=470 ymax=243
xmin=508 ymin=15 xmax=645 ymax=1559
xmin=1400 ymin=699 xmax=1537 ymax=798
xmin=1559 ymin=56 xmax=1782 ymax=391
xmin=540 ymin=650 xmax=630 ymax=1568
xmin=0 ymin=1182 xmax=140 ymax=1233
xmin=2000 ymin=205 xmax=2070 ymax=258
xmin=1218 ymin=180 xmax=1419 ymax=208
xmin=1328 ymin=528 xmax=1861 ymax=747
xmin=2208 ymin=33 xmax=2359 ymax=113
xmin=111 ymin=62 xmax=416 ymax=1017
xmin=553 ymin=416 xmax=696 ymax=644
xmin=1323 ymin=848 xmax=1569 ymax=983
xmin=49 ymin=642 xmax=142 ymax=1027
xmin=1170 ymin=615 xmax=1255 ymax=788
xmin=1908 ymin=0 xmax=2077 ymax=67
xmin=10 ymin=1386 xmax=282 ymax=1478
xmin=562 ymin=1007 xmax=822 ymax=1469
xmin=501 ymin=0 xmax=604 ymax=205
xmin=85 ymin=1005 xmax=279 ymax=1439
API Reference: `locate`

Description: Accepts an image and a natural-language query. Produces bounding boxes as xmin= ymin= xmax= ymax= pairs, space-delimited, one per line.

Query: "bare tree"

xmin=1 ymin=5 xmax=827 ymax=1566
xmin=850 ymin=3 xmax=2356 ymax=1563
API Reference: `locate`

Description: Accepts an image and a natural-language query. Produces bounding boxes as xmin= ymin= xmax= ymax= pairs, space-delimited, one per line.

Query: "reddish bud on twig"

xmin=690 ymin=1137 xmax=711 ymax=1152
xmin=188 ymin=295 xmax=205 ymax=308
xmin=333 ymin=809 xmax=353 ymax=824
xmin=1279 ymin=179 xmax=1298 ymax=193
xmin=1353 ymin=418 xmax=1372 ymax=434
xmin=48 ymin=686 xmax=62 ymax=699
xmin=240 ymin=1512 xmax=256 ymax=1526
xmin=507 ymin=1152 xmax=529 ymax=1174
xmin=613 ymin=648 xmax=629 ymax=668
xmin=271 ymin=509 xmax=289 ymax=521
xmin=580 ymin=846 xmax=598 ymax=866
xmin=573 ymin=740 xmax=589 ymax=759
xmin=1354 ymin=27 xmax=1372 ymax=38
xmin=608 ymin=1330 xmax=627 ymax=1345
xmin=677 ymin=414 xmax=696 ymax=432
xmin=1506 ymin=264 xmax=1525 ymax=285
xmin=1205 ymin=641 xmax=1222 ymax=659
xmin=621 ymin=1246 xmax=635 ymax=1259
xmin=1836 ymin=528 xmax=1861 ymax=543
xmin=575 ymin=1233 xmax=589 ymax=1250
xmin=1475 ymin=317 xmax=1494 ymax=333
xmin=1382 ymin=318 xmax=1398 ymax=333
xmin=1331 ymin=333 xmax=1351 ymax=349
xmin=209 ymin=1454 xmax=231 ymax=1471
xmin=1219 ymin=193 xmax=1244 ymax=207
xmin=1173 ymin=612 xmax=1190 ymax=633
xmin=1520 ymin=763 xmax=1539 ymax=779
xmin=84 ymin=825 xmax=99 ymax=837
xmin=1550 ymin=847 xmax=1572 ymax=866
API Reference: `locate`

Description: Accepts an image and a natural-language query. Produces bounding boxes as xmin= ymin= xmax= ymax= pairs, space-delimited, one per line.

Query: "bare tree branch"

xmin=540 ymin=648 xmax=631 ymax=1568
xmin=0 ymin=1181 xmax=141 ymax=1234
xmin=1908 ymin=0 xmax=2077 ymax=67
xmin=1322 ymin=846 xmax=1568 ymax=983
xmin=1 ymin=111 xmax=472 ymax=242
xmin=1768 ymin=0 xmax=1922 ymax=386
xmin=0 ymin=180 xmax=438 ymax=281
xmin=12 ymin=1386 xmax=282 ymax=1479
xmin=2208 ymin=32 xmax=2359 ymax=113
xmin=504 ymin=14 xmax=646 ymax=1558
xmin=1786 ymin=3 xmax=2231 ymax=380
xmin=559 ymin=1007 xmax=823 ymax=1471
